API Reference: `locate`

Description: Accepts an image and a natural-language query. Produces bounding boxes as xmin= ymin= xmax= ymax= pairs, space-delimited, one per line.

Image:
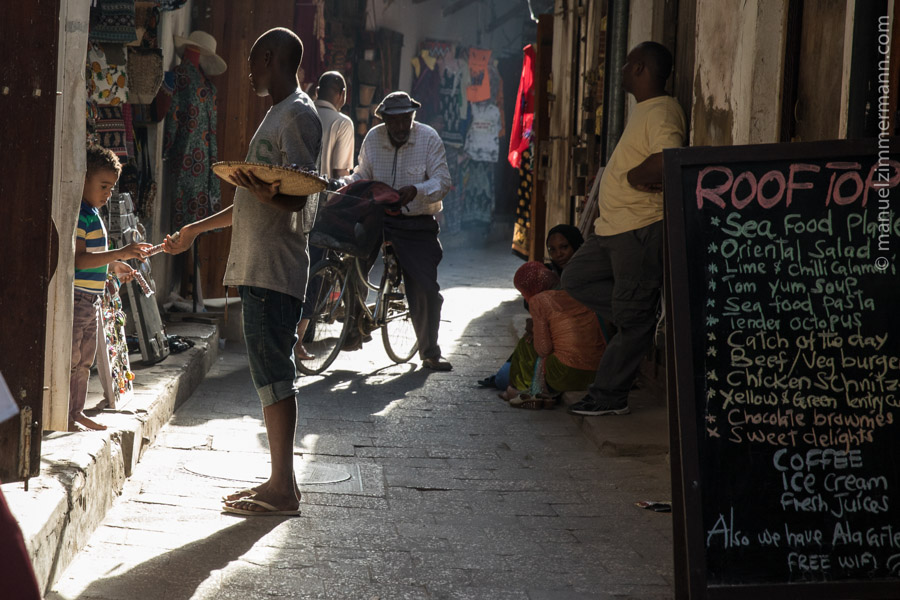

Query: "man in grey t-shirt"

xmin=165 ymin=27 xmax=321 ymax=516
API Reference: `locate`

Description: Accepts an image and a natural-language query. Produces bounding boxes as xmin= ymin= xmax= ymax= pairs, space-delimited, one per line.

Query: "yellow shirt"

xmin=594 ymin=95 xmax=686 ymax=236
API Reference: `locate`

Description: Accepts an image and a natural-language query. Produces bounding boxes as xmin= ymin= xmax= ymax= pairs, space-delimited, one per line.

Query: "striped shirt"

xmin=74 ymin=200 xmax=108 ymax=294
xmin=345 ymin=121 xmax=451 ymax=216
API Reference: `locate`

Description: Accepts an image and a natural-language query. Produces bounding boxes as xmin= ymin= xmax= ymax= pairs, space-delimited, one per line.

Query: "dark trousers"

xmin=561 ymin=221 xmax=663 ymax=405
xmin=382 ymin=214 xmax=444 ymax=360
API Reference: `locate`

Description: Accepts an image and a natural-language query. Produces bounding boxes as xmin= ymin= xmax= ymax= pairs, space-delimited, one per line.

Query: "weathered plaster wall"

xmin=44 ymin=0 xmax=91 ymax=431
xmin=627 ymin=0 xmax=667 ymax=117
xmin=692 ymin=0 xmax=787 ymax=146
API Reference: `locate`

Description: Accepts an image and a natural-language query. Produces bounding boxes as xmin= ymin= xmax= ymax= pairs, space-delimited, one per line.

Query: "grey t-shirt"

xmin=223 ymin=90 xmax=322 ymax=300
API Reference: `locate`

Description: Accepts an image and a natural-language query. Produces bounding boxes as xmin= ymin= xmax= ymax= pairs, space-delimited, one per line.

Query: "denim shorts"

xmin=239 ymin=286 xmax=303 ymax=407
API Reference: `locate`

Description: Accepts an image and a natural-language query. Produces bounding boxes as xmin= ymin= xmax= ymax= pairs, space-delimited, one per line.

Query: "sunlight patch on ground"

xmin=439 ymin=285 xmax=520 ymax=357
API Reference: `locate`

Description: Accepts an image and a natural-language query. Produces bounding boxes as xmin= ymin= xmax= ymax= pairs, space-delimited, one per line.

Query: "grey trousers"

xmin=383 ymin=214 xmax=444 ymax=360
xmin=70 ymin=290 xmax=101 ymax=421
xmin=561 ymin=221 xmax=663 ymax=405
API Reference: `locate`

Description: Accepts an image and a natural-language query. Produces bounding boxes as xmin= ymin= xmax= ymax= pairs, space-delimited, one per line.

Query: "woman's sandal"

xmin=509 ymin=393 xmax=554 ymax=410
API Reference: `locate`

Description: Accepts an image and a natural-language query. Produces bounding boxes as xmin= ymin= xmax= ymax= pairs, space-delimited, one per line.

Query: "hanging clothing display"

xmin=511 ymin=143 xmax=534 ymax=259
xmin=509 ymin=45 xmax=536 ymax=169
xmin=411 ymin=51 xmax=441 ymax=126
xmin=460 ymin=158 xmax=494 ymax=226
xmin=464 ymin=102 xmax=501 ymax=163
xmin=466 ymin=48 xmax=491 ymax=103
xmin=89 ymin=0 xmax=138 ymax=44
xmin=162 ymin=61 xmax=221 ymax=229
xmin=87 ymin=43 xmax=128 ymax=106
xmin=95 ymin=104 xmax=128 ymax=158
xmin=133 ymin=1 xmax=161 ymax=47
xmin=440 ymin=145 xmax=463 ymax=235
xmin=438 ymin=58 xmax=467 ymax=146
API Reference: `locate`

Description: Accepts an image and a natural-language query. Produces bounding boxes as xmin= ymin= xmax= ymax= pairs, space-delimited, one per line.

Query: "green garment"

xmin=508 ymin=336 xmax=595 ymax=393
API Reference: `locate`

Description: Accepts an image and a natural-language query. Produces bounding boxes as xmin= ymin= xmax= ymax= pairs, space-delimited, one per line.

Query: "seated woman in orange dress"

xmin=498 ymin=262 xmax=606 ymax=403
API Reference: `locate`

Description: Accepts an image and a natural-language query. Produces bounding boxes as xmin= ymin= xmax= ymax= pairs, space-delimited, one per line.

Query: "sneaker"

xmin=567 ymin=396 xmax=630 ymax=416
xmin=422 ymin=357 xmax=453 ymax=371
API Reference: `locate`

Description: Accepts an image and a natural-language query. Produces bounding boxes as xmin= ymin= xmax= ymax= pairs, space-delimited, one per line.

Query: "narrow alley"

xmin=46 ymin=241 xmax=674 ymax=600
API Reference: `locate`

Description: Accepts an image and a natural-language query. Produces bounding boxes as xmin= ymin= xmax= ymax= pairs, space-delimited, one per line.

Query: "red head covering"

xmin=514 ymin=261 xmax=560 ymax=302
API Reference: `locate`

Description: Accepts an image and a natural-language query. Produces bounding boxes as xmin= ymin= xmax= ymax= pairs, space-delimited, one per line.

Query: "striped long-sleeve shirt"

xmin=74 ymin=200 xmax=108 ymax=294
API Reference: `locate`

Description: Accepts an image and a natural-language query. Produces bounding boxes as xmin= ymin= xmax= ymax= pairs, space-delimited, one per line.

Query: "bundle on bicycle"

xmin=296 ymin=180 xmax=418 ymax=375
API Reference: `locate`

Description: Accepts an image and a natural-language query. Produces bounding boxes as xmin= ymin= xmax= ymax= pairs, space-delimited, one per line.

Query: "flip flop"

xmin=222 ymin=498 xmax=301 ymax=517
xmin=221 ymin=488 xmax=256 ymax=503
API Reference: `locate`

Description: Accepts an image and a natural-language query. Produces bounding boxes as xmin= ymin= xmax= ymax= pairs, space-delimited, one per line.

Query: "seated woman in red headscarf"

xmin=498 ymin=261 xmax=606 ymax=403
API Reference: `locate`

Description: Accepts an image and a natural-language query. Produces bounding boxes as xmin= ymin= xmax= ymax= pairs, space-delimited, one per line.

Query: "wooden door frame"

xmin=0 ymin=0 xmax=61 ymax=481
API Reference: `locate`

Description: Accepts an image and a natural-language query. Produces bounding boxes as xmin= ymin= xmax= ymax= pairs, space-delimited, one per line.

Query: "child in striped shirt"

xmin=70 ymin=145 xmax=150 ymax=432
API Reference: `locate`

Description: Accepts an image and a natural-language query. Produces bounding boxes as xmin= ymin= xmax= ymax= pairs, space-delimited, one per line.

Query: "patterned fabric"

xmin=511 ymin=143 xmax=533 ymax=259
xmin=158 ymin=0 xmax=188 ymax=10
xmin=464 ymin=102 xmax=501 ymax=163
xmin=163 ymin=61 xmax=221 ymax=229
xmin=74 ymin=201 xmax=109 ymax=294
xmin=513 ymin=261 xmax=559 ymax=301
xmin=87 ymin=43 xmax=128 ymax=106
xmin=466 ymin=48 xmax=491 ymax=103
xmin=89 ymin=0 xmax=137 ymax=44
xmin=459 ymin=158 xmax=493 ymax=226
xmin=95 ymin=104 xmax=128 ymax=158
xmin=438 ymin=144 xmax=463 ymax=235
xmin=134 ymin=1 xmax=161 ymax=47
xmin=438 ymin=60 xmax=466 ymax=146
xmin=345 ymin=122 xmax=451 ymax=217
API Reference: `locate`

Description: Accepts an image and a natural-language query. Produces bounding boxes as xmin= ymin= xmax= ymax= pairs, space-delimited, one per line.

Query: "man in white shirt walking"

xmin=341 ymin=91 xmax=453 ymax=371
xmin=296 ymin=71 xmax=355 ymax=361
xmin=314 ymin=71 xmax=354 ymax=178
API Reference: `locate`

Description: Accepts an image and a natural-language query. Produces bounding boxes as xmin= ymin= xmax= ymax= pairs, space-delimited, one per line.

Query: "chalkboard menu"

xmin=664 ymin=138 xmax=900 ymax=599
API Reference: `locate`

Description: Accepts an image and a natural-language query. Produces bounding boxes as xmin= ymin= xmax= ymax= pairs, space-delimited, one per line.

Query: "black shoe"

xmin=476 ymin=375 xmax=496 ymax=388
xmin=567 ymin=396 xmax=630 ymax=416
xmin=422 ymin=357 xmax=453 ymax=371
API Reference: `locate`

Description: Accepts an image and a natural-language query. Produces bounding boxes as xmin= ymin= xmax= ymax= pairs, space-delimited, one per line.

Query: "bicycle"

xmin=295 ymin=240 xmax=418 ymax=375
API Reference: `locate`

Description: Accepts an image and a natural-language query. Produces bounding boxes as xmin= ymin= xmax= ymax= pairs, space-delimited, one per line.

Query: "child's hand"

xmin=163 ymin=229 xmax=193 ymax=255
xmin=120 ymin=241 xmax=152 ymax=262
xmin=110 ymin=260 xmax=137 ymax=283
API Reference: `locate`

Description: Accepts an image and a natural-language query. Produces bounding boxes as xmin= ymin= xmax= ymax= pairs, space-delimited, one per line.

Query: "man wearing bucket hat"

xmin=338 ymin=91 xmax=453 ymax=371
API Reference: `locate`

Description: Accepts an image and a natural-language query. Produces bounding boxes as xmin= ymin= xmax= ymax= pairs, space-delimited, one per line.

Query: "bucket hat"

xmin=174 ymin=30 xmax=227 ymax=76
xmin=374 ymin=91 xmax=421 ymax=118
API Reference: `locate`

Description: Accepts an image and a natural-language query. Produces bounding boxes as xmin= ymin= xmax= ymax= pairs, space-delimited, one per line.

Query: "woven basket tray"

xmin=212 ymin=161 xmax=327 ymax=196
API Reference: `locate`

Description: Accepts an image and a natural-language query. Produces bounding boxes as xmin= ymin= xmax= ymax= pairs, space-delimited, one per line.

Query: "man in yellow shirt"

xmin=563 ymin=41 xmax=686 ymax=416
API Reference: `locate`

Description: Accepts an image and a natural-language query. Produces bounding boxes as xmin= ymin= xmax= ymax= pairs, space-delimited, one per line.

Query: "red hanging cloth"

xmin=508 ymin=45 xmax=536 ymax=169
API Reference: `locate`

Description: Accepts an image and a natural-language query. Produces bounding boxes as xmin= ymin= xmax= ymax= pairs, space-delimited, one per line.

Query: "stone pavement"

xmin=46 ymin=241 xmax=675 ymax=600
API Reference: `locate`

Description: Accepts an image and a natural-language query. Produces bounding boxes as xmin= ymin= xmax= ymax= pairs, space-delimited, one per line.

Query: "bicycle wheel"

xmin=380 ymin=252 xmax=418 ymax=363
xmin=296 ymin=259 xmax=353 ymax=375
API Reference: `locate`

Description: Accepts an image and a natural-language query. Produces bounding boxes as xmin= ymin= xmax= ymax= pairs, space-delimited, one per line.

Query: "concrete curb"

xmin=2 ymin=321 xmax=217 ymax=596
